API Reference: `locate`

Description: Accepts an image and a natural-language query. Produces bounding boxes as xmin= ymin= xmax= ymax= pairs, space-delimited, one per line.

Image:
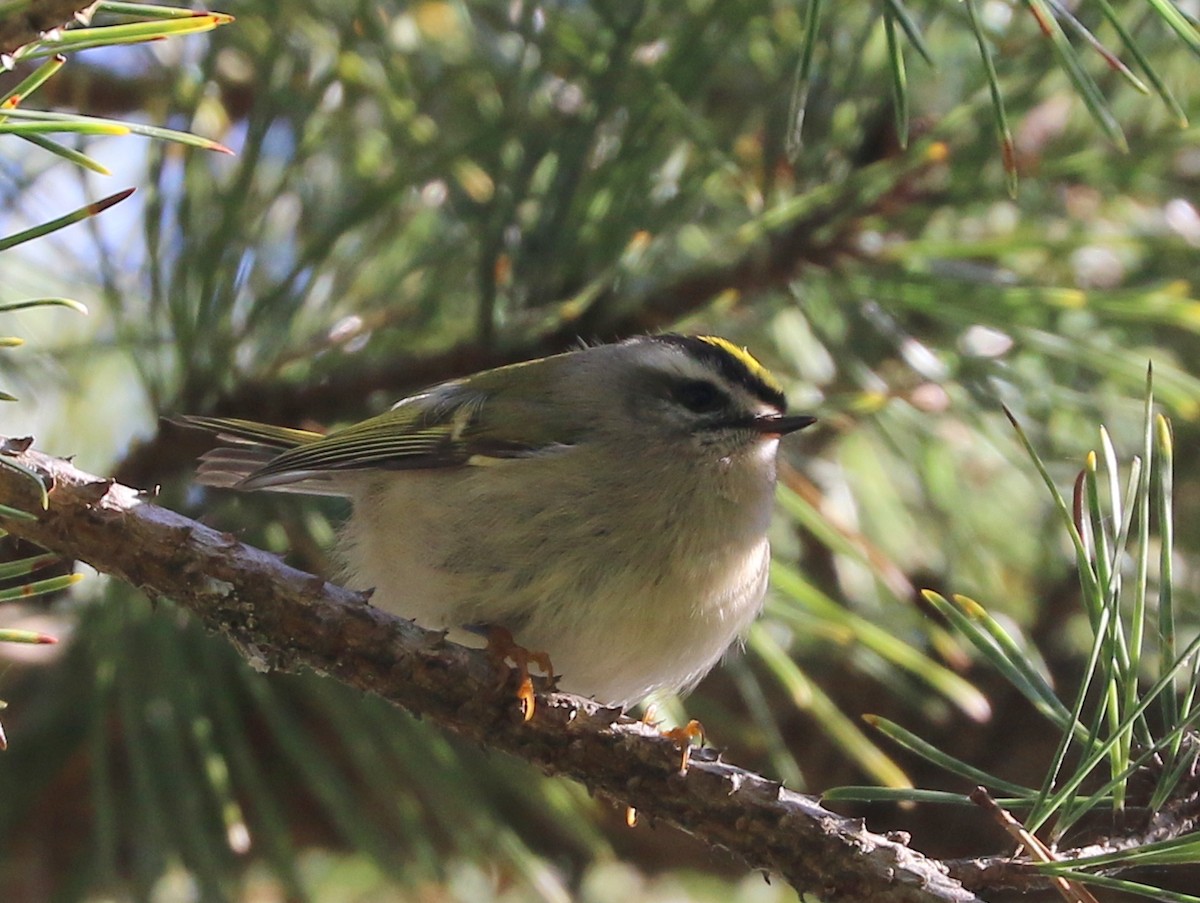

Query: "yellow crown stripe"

xmin=696 ymin=336 xmax=784 ymax=396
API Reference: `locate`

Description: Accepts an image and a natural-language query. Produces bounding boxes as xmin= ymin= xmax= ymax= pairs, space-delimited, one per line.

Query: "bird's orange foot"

xmin=485 ymin=626 xmax=553 ymax=722
xmin=662 ymin=719 xmax=705 ymax=774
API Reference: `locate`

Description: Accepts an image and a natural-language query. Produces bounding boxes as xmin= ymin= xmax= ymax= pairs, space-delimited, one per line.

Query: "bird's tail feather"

xmin=175 ymin=416 xmax=351 ymax=496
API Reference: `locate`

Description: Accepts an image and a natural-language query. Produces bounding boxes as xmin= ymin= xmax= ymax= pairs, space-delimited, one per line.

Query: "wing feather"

xmin=178 ymin=386 xmax=539 ymax=494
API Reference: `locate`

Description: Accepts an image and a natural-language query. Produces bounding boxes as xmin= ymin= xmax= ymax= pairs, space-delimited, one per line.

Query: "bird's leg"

xmin=485 ymin=625 xmax=554 ymax=722
xmin=661 ymin=720 xmax=705 ymax=774
xmin=640 ymin=705 xmax=705 ymax=774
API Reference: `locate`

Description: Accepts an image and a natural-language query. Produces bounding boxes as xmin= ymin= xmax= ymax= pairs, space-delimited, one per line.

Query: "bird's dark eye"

xmin=672 ymin=380 xmax=725 ymax=413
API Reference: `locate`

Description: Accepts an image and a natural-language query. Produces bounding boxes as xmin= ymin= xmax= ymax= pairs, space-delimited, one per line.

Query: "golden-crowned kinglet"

xmin=183 ymin=334 xmax=814 ymax=705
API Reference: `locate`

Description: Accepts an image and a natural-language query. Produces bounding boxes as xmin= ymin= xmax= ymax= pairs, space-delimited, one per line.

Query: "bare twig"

xmin=969 ymin=787 xmax=1100 ymax=903
xmin=0 ymin=437 xmax=979 ymax=903
xmin=0 ymin=0 xmax=92 ymax=56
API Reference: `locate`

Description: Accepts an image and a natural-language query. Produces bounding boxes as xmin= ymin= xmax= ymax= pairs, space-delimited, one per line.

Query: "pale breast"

xmin=337 ymin=439 xmax=779 ymax=705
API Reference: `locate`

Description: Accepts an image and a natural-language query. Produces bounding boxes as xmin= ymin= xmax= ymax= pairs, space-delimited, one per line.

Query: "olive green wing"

xmin=179 ymin=385 xmax=544 ymax=494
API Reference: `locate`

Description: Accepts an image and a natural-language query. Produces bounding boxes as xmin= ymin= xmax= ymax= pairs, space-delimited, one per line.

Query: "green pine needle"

xmin=0 ymin=189 xmax=134 ymax=252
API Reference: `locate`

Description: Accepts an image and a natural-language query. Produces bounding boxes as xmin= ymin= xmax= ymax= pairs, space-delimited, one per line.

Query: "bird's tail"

xmin=176 ymin=416 xmax=348 ymax=496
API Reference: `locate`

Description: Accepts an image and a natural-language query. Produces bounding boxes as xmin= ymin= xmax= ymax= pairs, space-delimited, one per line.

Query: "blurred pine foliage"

xmin=1 ymin=0 xmax=1199 ymax=899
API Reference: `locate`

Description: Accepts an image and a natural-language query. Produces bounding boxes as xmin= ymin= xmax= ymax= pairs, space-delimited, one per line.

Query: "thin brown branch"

xmin=947 ymin=813 xmax=1200 ymax=895
xmin=968 ymin=788 xmax=1099 ymax=903
xmin=0 ymin=0 xmax=92 ymax=56
xmin=0 ymin=437 xmax=979 ymax=903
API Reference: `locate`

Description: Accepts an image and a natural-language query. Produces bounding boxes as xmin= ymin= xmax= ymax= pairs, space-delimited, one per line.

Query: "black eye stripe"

xmin=672 ymin=379 xmax=727 ymax=413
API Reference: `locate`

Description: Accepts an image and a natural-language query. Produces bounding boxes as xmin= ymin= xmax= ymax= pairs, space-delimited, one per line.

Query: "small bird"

xmin=183 ymin=334 xmax=814 ymax=706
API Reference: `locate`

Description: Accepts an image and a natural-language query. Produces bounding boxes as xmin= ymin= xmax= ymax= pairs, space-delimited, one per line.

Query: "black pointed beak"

xmin=751 ymin=413 xmax=816 ymax=437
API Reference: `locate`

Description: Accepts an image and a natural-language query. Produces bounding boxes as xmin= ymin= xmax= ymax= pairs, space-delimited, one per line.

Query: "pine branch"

xmin=0 ymin=435 xmax=981 ymax=903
